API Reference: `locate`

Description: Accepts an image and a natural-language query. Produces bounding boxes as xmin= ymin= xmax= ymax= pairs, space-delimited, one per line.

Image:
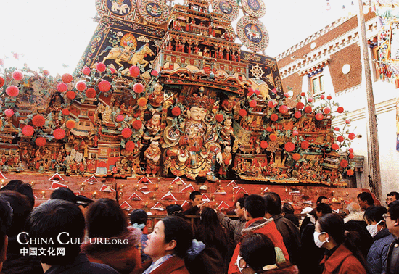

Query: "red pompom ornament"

xmin=62 ymin=109 xmax=70 ymax=116
xmin=116 ymin=115 xmax=124 ymax=122
xmin=137 ymin=98 xmax=147 ymax=107
xmin=337 ymin=136 xmax=344 ymax=142
xmin=172 ymin=107 xmax=181 ymax=116
xmin=320 ymin=95 xmax=325 ymax=99
xmin=6 ymin=86 xmax=19 ymax=97
xmin=323 ymin=107 xmax=331 ymax=114
xmin=301 ymin=141 xmax=309 ymax=149
xmin=249 ymin=100 xmax=257 ymax=108
xmin=295 ymin=111 xmax=302 ymax=119
xmin=271 ymin=114 xmax=278 ymax=121
xmin=95 ymin=62 xmax=106 ymax=73
xmin=270 ymin=134 xmax=277 ymax=141
xmin=98 ymin=80 xmax=111 ymax=92
xmin=75 ymin=81 xmax=86 ymax=91
xmin=215 ymin=114 xmax=224 ymax=123
xmin=292 ymin=154 xmax=301 ymax=161
xmin=348 ymin=133 xmax=356 ymax=140
xmin=122 ymin=128 xmax=132 ymax=138
xmin=347 ymin=169 xmax=354 ymax=176
xmin=296 ymin=102 xmax=304 ymax=110
xmin=349 ymin=153 xmax=354 ymax=159
xmin=340 ymin=159 xmax=348 ymax=168
xmin=126 ymin=140 xmax=135 ymax=151
xmin=327 ymin=95 xmax=332 ymax=100
xmin=284 ymin=142 xmax=295 ymax=152
xmin=66 ymin=120 xmax=76 ymax=129
xmin=260 ymin=141 xmax=268 ymax=149
xmin=331 ymin=143 xmax=340 ymax=150
xmin=308 ymin=98 xmax=314 ymax=103
xmin=86 ymin=88 xmax=96 ymax=98
xmin=301 ymin=92 xmax=306 ymax=96
xmin=12 ymin=70 xmax=23 ymax=80
xmin=53 ymin=128 xmax=66 ymax=140
xmin=36 ymin=137 xmax=46 ymax=147
xmin=315 ymin=113 xmax=324 ymax=120
xmin=239 ymin=109 xmax=247 ymax=117
xmin=22 ymin=125 xmax=34 ymax=137
xmin=345 ymin=119 xmax=351 ymax=124
xmin=129 ymin=66 xmax=140 ymax=77
xmin=4 ymin=109 xmax=14 ymax=117
xmin=32 ymin=115 xmax=46 ymax=127
xmin=304 ymin=106 xmax=312 ymax=113
xmin=279 ymin=105 xmax=288 ymax=114
xmin=349 ymin=148 xmax=354 ymax=153
xmin=66 ymin=91 xmax=76 ymax=100
xmin=132 ymin=120 xmax=142 ymax=130
xmin=151 ymin=70 xmax=159 ymax=77
xmin=57 ymin=83 xmax=68 ymax=92
xmin=292 ymin=130 xmax=298 ymax=136
xmin=82 ymin=66 xmax=91 ymax=75
xmin=62 ymin=73 xmax=73 ymax=83
xmin=266 ymin=127 xmax=272 ymax=132
xmin=133 ymin=83 xmax=144 ymax=93
xmin=337 ymin=107 xmax=344 ymax=113
xmin=268 ymin=101 xmax=277 ymax=108
xmin=0 ymin=77 xmax=4 ymax=88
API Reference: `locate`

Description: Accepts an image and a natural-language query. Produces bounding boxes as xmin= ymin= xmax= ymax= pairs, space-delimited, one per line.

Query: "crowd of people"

xmin=0 ymin=180 xmax=399 ymax=274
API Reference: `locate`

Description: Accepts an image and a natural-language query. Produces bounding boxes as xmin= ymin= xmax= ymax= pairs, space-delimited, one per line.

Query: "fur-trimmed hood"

xmin=242 ymin=217 xmax=273 ymax=234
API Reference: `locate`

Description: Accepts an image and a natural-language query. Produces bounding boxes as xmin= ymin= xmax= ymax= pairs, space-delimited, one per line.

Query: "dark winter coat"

xmin=386 ymin=237 xmax=399 ymax=274
xmin=217 ymin=212 xmax=246 ymax=245
xmin=273 ymin=215 xmax=301 ymax=266
xmin=367 ymin=228 xmax=395 ymax=274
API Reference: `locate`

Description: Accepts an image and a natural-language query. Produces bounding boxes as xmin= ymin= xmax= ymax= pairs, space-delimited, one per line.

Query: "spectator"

xmin=344 ymin=220 xmax=373 ymax=259
xmin=51 ymin=187 xmax=93 ymax=215
xmin=358 ymin=191 xmax=374 ymax=211
xmin=344 ymin=202 xmax=364 ymax=223
xmin=166 ymin=204 xmax=184 ymax=218
xmin=82 ymin=198 xmax=142 ymax=274
xmin=28 ymin=199 xmax=119 ymax=274
xmin=316 ymin=196 xmax=329 ymax=205
xmin=0 ymin=191 xmax=43 ymax=274
xmin=183 ymin=191 xmax=202 ymax=216
xmin=264 ymin=192 xmax=301 ymax=266
xmin=365 ymin=206 xmax=395 ymax=274
xmin=0 ymin=195 xmax=13 ymax=273
xmin=386 ymin=192 xmax=399 ymax=207
xmin=228 ymin=194 xmax=289 ymax=274
xmin=238 ymin=233 xmax=299 ymax=273
xmin=130 ymin=208 xmax=150 ymax=264
xmin=217 ymin=196 xmax=247 ymax=246
xmin=1 ymin=180 xmax=35 ymax=209
xmin=299 ymin=203 xmax=332 ymax=274
xmin=316 ymin=213 xmax=367 ymax=274
xmin=143 ymin=215 xmax=193 ymax=274
xmin=281 ymin=202 xmax=299 ymax=227
xmin=300 ymin=196 xmax=329 ymax=236
xmin=385 ymin=200 xmax=399 ymax=273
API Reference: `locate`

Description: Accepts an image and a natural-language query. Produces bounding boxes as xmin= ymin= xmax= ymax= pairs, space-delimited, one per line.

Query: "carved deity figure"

xmin=144 ymin=141 xmax=161 ymax=177
xmin=144 ymin=113 xmax=161 ymax=142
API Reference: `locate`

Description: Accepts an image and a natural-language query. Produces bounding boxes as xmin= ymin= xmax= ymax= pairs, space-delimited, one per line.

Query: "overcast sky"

xmin=0 ymin=0 xmax=357 ymax=75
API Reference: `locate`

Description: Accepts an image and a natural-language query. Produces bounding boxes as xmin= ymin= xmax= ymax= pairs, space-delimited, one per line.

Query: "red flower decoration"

xmin=129 ymin=66 xmax=140 ymax=77
xmin=0 ymin=77 xmax=4 ymax=88
xmin=323 ymin=107 xmax=331 ymax=114
xmin=172 ymin=107 xmax=181 ymax=116
xmin=279 ymin=105 xmax=288 ymax=114
xmin=284 ymin=142 xmax=295 ymax=152
xmin=82 ymin=66 xmax=91 ymax=76
xmin=268 ymin=101 xmax=276 ymax=108
xmin=132 ymin=120 xmax=142 ymax=130
xmin=347 ymin=169 xmax=354 ymax=176
xmin=292 ymin=154 xmax=301 ymax=161
xmin=249 ymin=100 xmax=257 ymax=108
xmin=349 ymin=153 xmax=354 ymax=159
xmin=239 ymin=109 xmax=247 ymax=117
xmin=334 ymin=127 xmax=340 ymax=131
xmin=126 ymin=140 xmax=135 ymax=151
xmin=133 ymin=83 xmax=144 ymax=93
xmin=296 ymin=102 xmax=304 ymax=109
xmin=36 ymin=137 xmax=46 ymax=147
xmin=62 ymin=73 xmax=73 ymax=83
xmin=304 ymin=106 xmax=312 ymax=113
xmin=349 ymin=148 xmax=354 ymax=153
xmin=337 ymin=107 xmax=344 ymax=113
xmin=4 ymin=109 xmax=14 ymax=117
xmin=271 ymin=114 xmax=278 ymax=121
xmin=348 ymin=133 xmax=356 ymax=140
xmin=327 ymin=95 xmax=332 ymax=100
xmin=62 ymin=109 xmax=70 ymax=116
xmin=6 ymin=86 xmax=19 ymax=96
xmin=12 ymin=70 xmax=23 ymax=81
xmin=331 ymin=143 xmax=340 ymax=150
xmin=86 ymin=88 xmax=96 ymax=98
xmin=122 ymin=128 xmax=132 ymax=138
xmin=215 ymin=114 xmax=224 ymax=123
xmin=301 ymin=141 xmax=309 ymax=149
xmin=137 ymin=98 xmax=147 ymax=107
xmin=151 ymin=70 xmax=159 ymax=77
xmin=66 ymin=91 xmax=76 ymax=100
xmin=320 ymin=95 xmax=325 ymax=99
xmin=292 ymin=130 xmax=298 ymax=136
xmin=308 ymin=98 xmax=314 ymax=103
xmin=270 ymin=134 xmax=277 ymax=141
xmin=300 ymin=92 xmax=306 ymax=96
xmin=75 ymin=81 xmax=86 ymax=91
xmin=260 ymin=141 xmax=268 ymax=149
xmin=57 ymin=83 xmax=67 ymax=92
xmin=98 ymin=80 xmax=111 ymax=92
xmin=66 ymin=120 xmax=76 ymax=129
xmin=295 ymin=111 xmax=302 ymax=118
xmin=22 ymin=125 xmax=34 ymax=137
xmin=266 ymin=127 xmax=272 ymax=132
xmin=340 ymin=159 xmax=348 ymax=168
xmin=95 ymin=62 xmax=106 ymax=73
xmin=345 ymin=120 xmax=351 ymax=124
xmin=337 ymin=136 xmax=344 ymax=142
xmin=109 ymin=66 xmax=116 ymax=74
xmin=315 ymin=113 xmax=324 ymax=120
xmin=53 ymin=128 xmax=66 ymax=140
xmin=32 ymin=115 xmax=46 ymax=127
xmin=116 ymin=115 xmax=124 ymax=122
xmin=43 ymin=70 xmax=50 ymax=76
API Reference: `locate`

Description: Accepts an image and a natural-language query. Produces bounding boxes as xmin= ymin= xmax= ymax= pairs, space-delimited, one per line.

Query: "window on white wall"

xmin=308 ymin=68 xmax=325 ymax=96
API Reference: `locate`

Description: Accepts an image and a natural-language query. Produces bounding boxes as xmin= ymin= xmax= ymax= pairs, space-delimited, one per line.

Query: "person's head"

xmin=0 ymin=196 xmax=12 ymax=269
xmin=316 ymin=196 xmax=329 ymax=205
xmin=144 ymin=216 xmax=193 ymax=261
xmin=130 ymin=209 xmax=148 ymax=231
xmin=166 ymin=204 xmax=183 ymax=217
xmin=86 ymin=198 xmax=128 ymax=238
xmin=364 ymin=206 xmax=387 ymax=236
xmin=235 ymin=197 xmax=246 ymax=218
xmin=263 ymin=192 xmax=281 ymax=216
xmin=244 ymin=194 xmax=266 ymax=220
xmin=386 ymin=200 xmax=399 ymax=237
xmin=281 ymin=202 xmax=295 ymax=215
xmin=315 ymin=213 xmax=345 ymax=250
xmin=386 ymin=191 xmax=399 ymax=206
xmin=28 ymin=199 xmax=85 ymax=265
xmin=189 ymin=191 xmax=202 ymax=207
xmin=0 ymin=191 xmax=31 ymax=236
xmin=199 ymin=207 xmax=218 ymax=226
xmin=238 ymin=233 xmax=276 ymax=273
xmin=315 ymin=203 xmax=332 ymax=219
xmin=357 ymin=191 xmax=374 ymax=210
xmin=50 ymin=187 xmax=77 ymax=203
xmin=1 ymin=180 xmax=34 ymax=209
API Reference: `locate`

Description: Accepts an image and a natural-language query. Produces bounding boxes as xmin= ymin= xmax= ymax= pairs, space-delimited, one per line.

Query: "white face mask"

xmin=236 ymin=255 xmax=247 ymax=273
xmin=366 ymin=220 xmax=383 ymax=237
xmin=313 ymin=231 xmax=328 ymax=248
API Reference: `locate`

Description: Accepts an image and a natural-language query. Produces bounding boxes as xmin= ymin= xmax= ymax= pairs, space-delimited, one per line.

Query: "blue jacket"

xmin=367 ymin=228 xmax=395 ymax=274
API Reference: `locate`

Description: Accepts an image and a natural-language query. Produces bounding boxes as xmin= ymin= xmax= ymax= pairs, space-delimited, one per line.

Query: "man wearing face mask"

xmin=365 ymin=206 xmax=395 ymax=274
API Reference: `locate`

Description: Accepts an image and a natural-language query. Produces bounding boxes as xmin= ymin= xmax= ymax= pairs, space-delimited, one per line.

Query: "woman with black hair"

xmin=315 ymin=213 xmax=367 ymax=274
